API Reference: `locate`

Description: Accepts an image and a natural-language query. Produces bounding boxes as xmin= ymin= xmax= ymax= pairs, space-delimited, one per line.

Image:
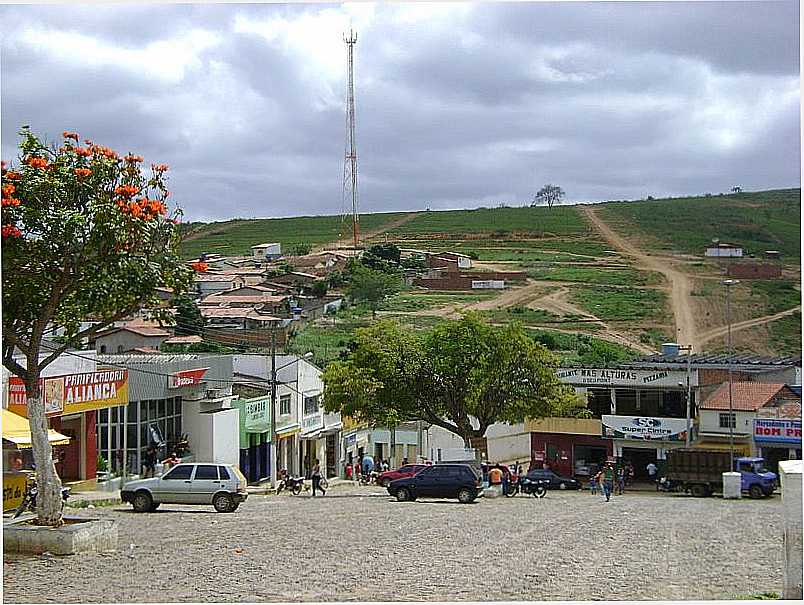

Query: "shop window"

xmin=719 ymin=413 xmax=736 ymax=429
xmin=280 ymin=394 xmax=291 ymax=416
xmin=640 ymin=391 xmax=661 ymax=416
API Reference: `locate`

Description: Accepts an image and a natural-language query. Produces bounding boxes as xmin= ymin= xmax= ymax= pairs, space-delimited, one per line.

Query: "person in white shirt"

xmin=646 ymin=462 xmax=658 ymax=489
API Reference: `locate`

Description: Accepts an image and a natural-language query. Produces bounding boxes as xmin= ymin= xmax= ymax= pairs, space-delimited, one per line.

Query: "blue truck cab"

xmin=735 ymin=457 xmax=778 ymax=498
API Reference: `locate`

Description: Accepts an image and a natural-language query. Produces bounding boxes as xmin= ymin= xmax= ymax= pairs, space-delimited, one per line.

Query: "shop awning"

xmin=694 ymin=440 xmax=751 ymax=454
xmin=2 ymin=409 xmax=71 ymax=447
xmin=276 ymin=424 xmax=300 ymax=439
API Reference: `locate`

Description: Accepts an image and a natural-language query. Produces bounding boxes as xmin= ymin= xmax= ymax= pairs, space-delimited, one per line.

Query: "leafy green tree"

xmin=322 ymin=314 xmax=578 ymax=446
xmin=308 ymin=280 xmax=328 ymax=298
xmin=1 ymin=127 xmax=191 ymax=525
xmin=173 ymin=295 xmax=204 ymax=336
xmin=347 ymin=264 xmax=402 ymax=317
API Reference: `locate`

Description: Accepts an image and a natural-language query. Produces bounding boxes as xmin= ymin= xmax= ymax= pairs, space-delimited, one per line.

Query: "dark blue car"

xmin=387 ymin=463 xmax=483 ymax=504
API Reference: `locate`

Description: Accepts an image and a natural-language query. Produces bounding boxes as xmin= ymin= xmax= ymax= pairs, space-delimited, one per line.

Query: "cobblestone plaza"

xmin=4 ymin=487 xmax=784 ymax=602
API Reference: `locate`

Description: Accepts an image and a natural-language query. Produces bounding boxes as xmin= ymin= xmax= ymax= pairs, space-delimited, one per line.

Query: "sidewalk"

xmin=247 ymin=477 xmax=358 ymax=495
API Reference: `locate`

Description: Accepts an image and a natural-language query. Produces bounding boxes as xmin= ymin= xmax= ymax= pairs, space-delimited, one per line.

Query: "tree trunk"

xmin=25 ymin=376 xmax=64 ymax=526
xmin=390 ymin=425 xmax=396 ymax=467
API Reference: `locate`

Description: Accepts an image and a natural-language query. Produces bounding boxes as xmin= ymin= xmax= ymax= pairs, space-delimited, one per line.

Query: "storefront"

xmin=526 ymin=418 xmax=612 ymax=478
xmin=2 ymin=408 xmax=71 ymax=512
xmin=232 ymin=395 xmax=271 ymax=484
xmin=603 ymin=415 xmax=691 ymax=477
xmin=5 ymin=366 xmax=129 ymax=486
xmin=95 ymin=353 xmax=238 ymax=475
xmin=753 ymin=418 xmax=802 ymax=475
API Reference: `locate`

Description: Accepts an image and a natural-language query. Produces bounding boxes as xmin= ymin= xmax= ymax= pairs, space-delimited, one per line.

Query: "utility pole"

xmin=270 ymin=321 xmax=278 ymax=488
xmin=677 ymin=344 xmax=694 ymax=447
xmin=723 ymin=279 xmax=739 ymax=471
xmin=342 ymin=29 xmax=360 ymax=250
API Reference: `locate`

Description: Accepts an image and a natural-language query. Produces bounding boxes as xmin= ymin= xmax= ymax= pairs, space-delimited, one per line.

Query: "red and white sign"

xmin=168 ymin=368 xmax=209 ymax=389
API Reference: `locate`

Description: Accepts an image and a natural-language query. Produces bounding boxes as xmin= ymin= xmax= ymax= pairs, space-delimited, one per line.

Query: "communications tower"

xmin=341 ymin=29 xmax=360 ymax=249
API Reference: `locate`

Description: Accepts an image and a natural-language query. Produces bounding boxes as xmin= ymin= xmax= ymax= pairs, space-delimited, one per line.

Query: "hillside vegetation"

xmin=181 ymin=188 xmax=800 ymax=359
xmin=180 ymin=211 xmax=411 ymax=259
xmin=595 ymin=188 xmax=800 ymax=259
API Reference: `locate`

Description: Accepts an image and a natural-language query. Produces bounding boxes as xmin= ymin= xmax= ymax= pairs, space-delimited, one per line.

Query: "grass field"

xmin=180 ymin=211 xmax=411 ymax=259
xmin=527 ymin=329 xmax=639 ymax=365
xmin=388 ymin=205 xmax=588 ymax=237
xmin=767 ymin=312 xmax=802 ymax=357
xmin=596 ymin=188 xmax=801 ymax=259
xmin=527 ymin=266 xmax=663 ymax=286
xmin=377 ymin=291 xmax=498 ymax=313
xmin=749 ymin=280 xmax=801 ymax=314
xmin=570 ymin=285 xmax=668 ymax=321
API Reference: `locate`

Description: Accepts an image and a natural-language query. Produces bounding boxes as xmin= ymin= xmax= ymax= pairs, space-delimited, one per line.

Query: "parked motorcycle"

xmin=509 ymin=475 xmax=549 ymax=498
xmin=13 ymin=475 xmax=71 ymax=518
xmin=276 ymin=475 xmax=305 ymax=496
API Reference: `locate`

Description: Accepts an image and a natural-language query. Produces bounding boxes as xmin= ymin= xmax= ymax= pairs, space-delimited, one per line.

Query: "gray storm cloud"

xmin=1 ymin=1 xmax=799 ymax=221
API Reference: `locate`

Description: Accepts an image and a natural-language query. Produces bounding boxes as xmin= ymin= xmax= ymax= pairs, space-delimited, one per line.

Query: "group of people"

xmin=589 ymin=461 xmax=639 ymax=501
xmin=141 ymin=443 xmax=181 ymax=478
xmin=483 ymin=461 xmax=523 ymax=494
xmin=345 ymin=455 xmax=393 ymax=483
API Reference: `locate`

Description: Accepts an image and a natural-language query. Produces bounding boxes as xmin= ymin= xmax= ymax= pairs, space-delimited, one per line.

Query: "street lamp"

xmin=676 ymin=344 xmax=694 ymax=447
xmin=723 ymin=279 xmax=740 ymax=471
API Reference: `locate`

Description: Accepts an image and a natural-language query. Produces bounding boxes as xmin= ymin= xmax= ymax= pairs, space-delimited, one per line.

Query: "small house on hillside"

xmin=251 ymin=242 xmax=282 ymax=261
xmin=92 ymin=323 xmax=171 ymax=354
xmin=705 ymin=243 xmax=744 ymax=258
xmin=193 ymin=273 xmax=245 ymax=298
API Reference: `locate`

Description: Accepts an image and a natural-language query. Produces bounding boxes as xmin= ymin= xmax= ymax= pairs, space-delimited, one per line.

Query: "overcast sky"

xmin=1 ymin=1 xmax=799 ymax=221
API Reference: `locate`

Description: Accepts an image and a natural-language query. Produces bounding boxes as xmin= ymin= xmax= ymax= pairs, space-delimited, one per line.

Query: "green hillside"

xmin=390 ymin=205 xmax=587 ymax=236
xmin=180 ymin=211 xmax=411 ymax=259
xmin=596 ymin=188 xmax=801 ymax=259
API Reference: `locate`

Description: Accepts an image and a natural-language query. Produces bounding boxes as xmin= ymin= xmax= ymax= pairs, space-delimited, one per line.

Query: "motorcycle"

xmin=509 ymin=475 xmax=549 ymax=498
xmin=13 ymin=474 xmax=71 ymax=518
xmin=276 ymin=475 xmax=305 ymax=496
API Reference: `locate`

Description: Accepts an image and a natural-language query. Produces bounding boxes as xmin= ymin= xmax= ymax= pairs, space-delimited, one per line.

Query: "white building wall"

xmin=211 ymin=408 xmax=240 ymax=465
xmin=699 ymin=409 xmax=755 ymax=436
xmin=181 ymin=402 xmax=215 ymax=462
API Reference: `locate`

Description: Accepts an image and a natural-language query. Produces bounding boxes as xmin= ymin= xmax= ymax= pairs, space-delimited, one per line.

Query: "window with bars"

xmin=280 ymin=394 xmax=291 ymax=416
xmin=719 ymin=412 xmax=736 ymax=429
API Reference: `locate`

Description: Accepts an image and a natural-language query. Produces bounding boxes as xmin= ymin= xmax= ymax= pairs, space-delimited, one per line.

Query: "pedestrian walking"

xmin=311 ymin=461 xmax=326 ymax=497
xmin=602 ymin=463 xmax=615 ymax=502
xmin=616 ymin=465 xmax=626 ymax=495
xmin=646 ymin=461 xmax=658 ymax=489
xmin=500 ymin=465 xmax=509 ymax=496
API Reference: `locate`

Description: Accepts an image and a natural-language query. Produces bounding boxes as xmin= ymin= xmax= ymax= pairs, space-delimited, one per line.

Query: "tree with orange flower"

xmin=1 ymin=126 xmax=192 ymax=526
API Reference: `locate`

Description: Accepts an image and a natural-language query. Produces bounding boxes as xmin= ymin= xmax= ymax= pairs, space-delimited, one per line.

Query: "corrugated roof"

xmin=200 ymin=307 xmax=281 ymax=320
xmin=200 ymin=294 xmax=288 ymax=305
xmin=700 ymin=382 xmax=792 ymax=411
xmin=626 ymin=353 xmax=801 ymax=368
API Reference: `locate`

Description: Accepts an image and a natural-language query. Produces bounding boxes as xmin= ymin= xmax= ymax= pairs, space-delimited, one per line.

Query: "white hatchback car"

xmin=121 ymin=463 xmax=248 ymax=513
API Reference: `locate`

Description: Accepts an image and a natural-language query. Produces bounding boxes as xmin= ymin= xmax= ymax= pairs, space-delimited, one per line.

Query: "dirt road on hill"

xmin=698 ymin=305 xmax=801 ymax=347
xmin=318 ymin=212 xmax=420 ymax=252
xmin=581 ymin=206 xmax=698 ymax=350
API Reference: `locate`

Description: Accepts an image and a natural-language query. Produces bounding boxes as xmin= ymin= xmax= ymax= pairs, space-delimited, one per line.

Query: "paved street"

xmin=4 ymin=486 xmax=784 ymax=602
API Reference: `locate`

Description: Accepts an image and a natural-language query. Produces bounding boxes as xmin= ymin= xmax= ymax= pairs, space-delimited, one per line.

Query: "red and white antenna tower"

xmin=341 ymin=28 xmax=360 ymax=250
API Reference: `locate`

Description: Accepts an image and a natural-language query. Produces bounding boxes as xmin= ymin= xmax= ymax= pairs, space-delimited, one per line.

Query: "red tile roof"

xmin=700 ymin=382 xmax=790 ymax=411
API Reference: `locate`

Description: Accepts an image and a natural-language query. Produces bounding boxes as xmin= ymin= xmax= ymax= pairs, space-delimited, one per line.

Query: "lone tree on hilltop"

xmin=1 ymin=127 xmax=192 ymax=526
xmin=532 ymin=184 xmax=565 ymax=209
xmin=322 ymin=314 xmax=582 ymax=449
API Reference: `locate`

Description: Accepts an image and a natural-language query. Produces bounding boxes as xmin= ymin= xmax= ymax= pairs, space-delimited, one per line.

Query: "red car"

xmin=377 ymin=464 xmax=428 ymax=487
